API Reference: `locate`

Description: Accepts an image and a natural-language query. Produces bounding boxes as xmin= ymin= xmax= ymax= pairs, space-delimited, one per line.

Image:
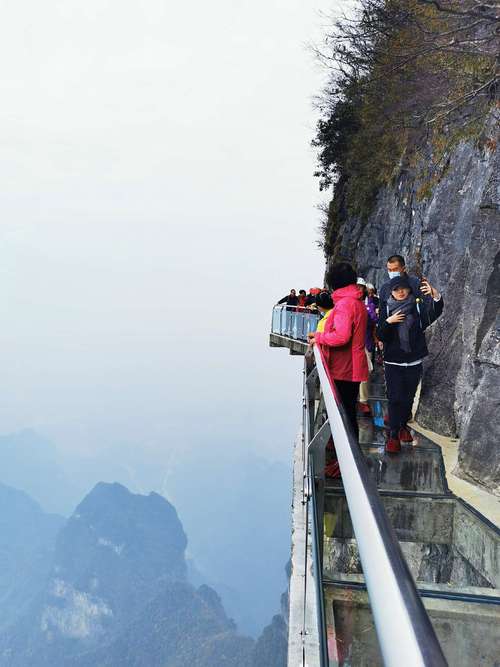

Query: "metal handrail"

xmin=311 ymin=343 xmax=448 ymax=667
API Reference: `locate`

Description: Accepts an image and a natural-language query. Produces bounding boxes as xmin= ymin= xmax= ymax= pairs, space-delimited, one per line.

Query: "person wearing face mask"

xmin=379 ymin=255 xmax=425 ymax=315
xmin=376 ymin=274 xmax=443 ymax=453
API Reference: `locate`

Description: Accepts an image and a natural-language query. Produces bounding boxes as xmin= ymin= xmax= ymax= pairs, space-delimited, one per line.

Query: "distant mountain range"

xmin=0 ymin=428 xmax=291 ymax=637
xmin=0 ymin=483 xmax=64 ymax=631
xmin=0 ymin=481 xmax=287 ymax=666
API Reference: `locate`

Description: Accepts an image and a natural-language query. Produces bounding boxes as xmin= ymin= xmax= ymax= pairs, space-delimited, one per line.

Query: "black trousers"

xmin=384 ymin=363 xmax=422 ymax=437
xmin=335 ymin=380 xmax=360 ymax=441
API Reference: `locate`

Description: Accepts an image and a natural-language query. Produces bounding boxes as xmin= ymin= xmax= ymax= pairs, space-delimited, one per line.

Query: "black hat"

xmin=316 ymin=292 xmax=333 ymax=309
xmin=390 ymin=275 xmax=411 ymax=291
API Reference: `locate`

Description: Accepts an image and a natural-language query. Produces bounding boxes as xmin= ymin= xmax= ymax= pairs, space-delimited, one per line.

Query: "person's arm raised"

xmin=420 ymin=279 xmax=441 ymax=301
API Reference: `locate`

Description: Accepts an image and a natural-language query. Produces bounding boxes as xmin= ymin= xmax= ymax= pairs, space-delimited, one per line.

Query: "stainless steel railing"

xmin=302 ymin=343 xmax=448 ymax=666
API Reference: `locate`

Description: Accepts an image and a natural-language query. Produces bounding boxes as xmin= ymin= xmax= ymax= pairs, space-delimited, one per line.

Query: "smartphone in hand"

xmin=420 ymin=278 xmax=433 ymax=297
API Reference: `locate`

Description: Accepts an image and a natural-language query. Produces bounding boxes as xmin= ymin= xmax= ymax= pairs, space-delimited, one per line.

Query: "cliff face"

xmin=325 ymin=123 xmax=499 ymax=493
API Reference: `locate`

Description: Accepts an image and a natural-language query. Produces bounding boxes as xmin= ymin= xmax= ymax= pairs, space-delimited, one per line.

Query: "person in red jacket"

xmin=297 ymin=289 xmax=307 ymax=308
xmin=307 ymin=262 xmax=369 ymax=440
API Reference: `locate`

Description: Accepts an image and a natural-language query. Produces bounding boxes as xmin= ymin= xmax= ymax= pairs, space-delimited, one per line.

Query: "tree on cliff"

xmin=312 ymin=0 xmax=498 ymax=226
xmin=315 ymin=0 xmax=498 ymax=123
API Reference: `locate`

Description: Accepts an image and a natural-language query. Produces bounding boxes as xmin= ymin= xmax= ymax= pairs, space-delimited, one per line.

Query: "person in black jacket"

xmin=277 ymin=289 xmax=298 ymax=307
xmin=378 ymin=254 xmax=433 ymax=318
xmin=376 ymin=274 xmax=443 ymax=453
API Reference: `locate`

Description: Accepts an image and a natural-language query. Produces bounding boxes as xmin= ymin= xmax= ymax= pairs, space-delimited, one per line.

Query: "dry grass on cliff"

xmin=312 ymin=0 xmax=499 ymax=239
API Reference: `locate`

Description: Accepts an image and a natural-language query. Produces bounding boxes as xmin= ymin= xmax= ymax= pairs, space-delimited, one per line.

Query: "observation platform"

xmin=270 ymin=305 xmax=500 ymax=667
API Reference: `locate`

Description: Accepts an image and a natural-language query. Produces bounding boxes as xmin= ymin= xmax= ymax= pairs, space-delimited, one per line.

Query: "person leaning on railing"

xmin=307 ymin=263 xmax=369 ymax=441
xmin=276 ymin=289 xmax=299 ymax=308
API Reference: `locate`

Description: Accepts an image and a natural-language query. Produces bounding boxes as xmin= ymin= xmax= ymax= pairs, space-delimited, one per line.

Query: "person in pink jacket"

xmin=308 ymin=262 xmax=369 ymax=440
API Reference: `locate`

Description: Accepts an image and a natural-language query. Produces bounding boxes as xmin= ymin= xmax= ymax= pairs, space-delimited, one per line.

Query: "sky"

xmin=0 ymin=0 xmax=345 ymax=463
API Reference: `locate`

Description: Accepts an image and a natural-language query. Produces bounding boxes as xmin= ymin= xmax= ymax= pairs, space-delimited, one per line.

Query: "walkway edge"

xmin=410 ymin=421 xmax=500 ymax=526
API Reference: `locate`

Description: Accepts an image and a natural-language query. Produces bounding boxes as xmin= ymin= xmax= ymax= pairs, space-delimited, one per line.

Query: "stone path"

xmin=410 ymin=421 xmax=500 ymax=527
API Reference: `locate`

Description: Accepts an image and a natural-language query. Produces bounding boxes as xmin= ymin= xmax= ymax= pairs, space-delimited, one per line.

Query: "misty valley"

xmin=0 ymin=430 xmax=289 ymax=666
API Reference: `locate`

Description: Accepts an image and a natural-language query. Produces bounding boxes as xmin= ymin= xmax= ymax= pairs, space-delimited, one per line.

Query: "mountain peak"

xmin=0 ymin=482 xmax=270 ymax=667
xmin=55 ymin=482 xmax=188 ymax=592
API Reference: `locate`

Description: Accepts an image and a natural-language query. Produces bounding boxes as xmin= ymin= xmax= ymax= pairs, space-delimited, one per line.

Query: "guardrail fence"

xmin=271 ymin=305 xmax=320 ymax=341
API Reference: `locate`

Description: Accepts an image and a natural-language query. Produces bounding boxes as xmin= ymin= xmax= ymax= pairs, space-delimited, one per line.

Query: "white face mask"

xmin=388 ymin=270 xmax=401 ymax=279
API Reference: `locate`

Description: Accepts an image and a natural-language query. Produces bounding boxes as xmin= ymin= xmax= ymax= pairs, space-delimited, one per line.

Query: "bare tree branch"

xmin=418 ymin=0 xmax=500 ymax=22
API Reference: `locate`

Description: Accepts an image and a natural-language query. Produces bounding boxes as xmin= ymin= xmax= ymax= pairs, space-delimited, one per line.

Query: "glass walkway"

xmin=270 ymin=305 xmax=500 ymax=667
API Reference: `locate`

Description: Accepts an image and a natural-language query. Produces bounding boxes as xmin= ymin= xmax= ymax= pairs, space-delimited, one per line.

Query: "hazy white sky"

xmin=0 ymin=0 xmax=344 ymax=461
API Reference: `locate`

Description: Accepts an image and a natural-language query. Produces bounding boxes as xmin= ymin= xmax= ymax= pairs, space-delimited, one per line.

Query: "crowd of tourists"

xmin=275 ymin=254 xmax=443 ymax=461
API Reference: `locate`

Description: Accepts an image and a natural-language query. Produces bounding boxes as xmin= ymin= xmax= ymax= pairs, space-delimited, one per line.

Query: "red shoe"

xmin=324 ymin=461 xmax=341 ymax=478
xmin=358 ymin=402 xmax=372 ymax=416
xmin=385 ymin=437 xmax=401 ymax=453
xmin=399 ymin=426 xmax=414 ymax=442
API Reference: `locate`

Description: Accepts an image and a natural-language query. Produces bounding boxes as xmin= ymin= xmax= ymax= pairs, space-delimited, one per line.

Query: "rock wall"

xmin=325 ymin=123 xmax=500 ymax=494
